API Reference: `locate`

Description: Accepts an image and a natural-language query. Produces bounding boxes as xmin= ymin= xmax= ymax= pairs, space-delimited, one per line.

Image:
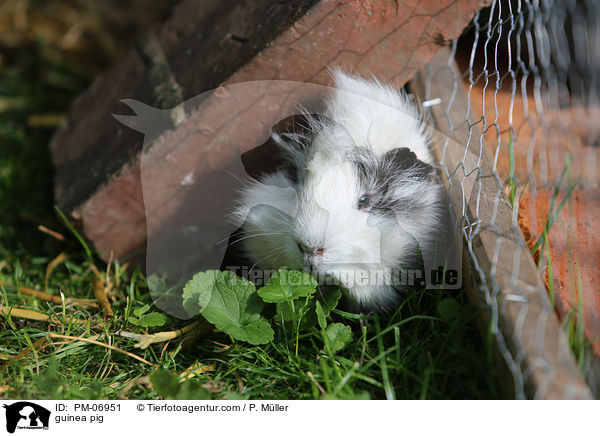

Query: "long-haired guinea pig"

xmin=232 ymin=70 xmax=446 ymax=313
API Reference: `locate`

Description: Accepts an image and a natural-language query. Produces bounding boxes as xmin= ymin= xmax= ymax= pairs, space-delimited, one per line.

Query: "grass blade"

xmin=54 ymin=205 xmax=93 ymax=260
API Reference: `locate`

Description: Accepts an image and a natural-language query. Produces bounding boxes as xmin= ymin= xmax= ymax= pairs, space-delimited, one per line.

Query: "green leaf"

xmin=315 ymin=300 xmax=327 ymax=330
xmin=176 ymin=381 xmax=211 ymax=400
xmin=182 ymin=270 xmax=274 ymax=345
xmin=323 ymin=323 xmax=352 ymax=354
xmin=130 ymin=312 xmax=168 ymax=327
xmin=437 ymin=298 xmax=461 ymax=321
xmin=139 ymin=312 xmax=168 ymax=327
xmin=133 ymin=304 xmax=151 ymax=317
xmin=150 ymin=369 xmax=180 ymax=399
xmin=319 ymin=287 xmax=342 ymax=316
xmin=257 ymin=270 xmax=317 ymax=303
xmin=150 ymin=370 xmax=211 ymax=400
xmin=146 ymin=274 xmax=166 ymax=293
xmin=273 ymin=286 xmax=342 ymax=332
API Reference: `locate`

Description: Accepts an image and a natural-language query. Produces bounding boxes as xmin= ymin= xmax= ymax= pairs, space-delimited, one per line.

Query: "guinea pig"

xmin=231 ymin=70 xmax=446 ymax=313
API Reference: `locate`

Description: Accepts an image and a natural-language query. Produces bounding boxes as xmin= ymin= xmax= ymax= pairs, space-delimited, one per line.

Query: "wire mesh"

xmin=418 ymin=0 xmax=598 ymax=398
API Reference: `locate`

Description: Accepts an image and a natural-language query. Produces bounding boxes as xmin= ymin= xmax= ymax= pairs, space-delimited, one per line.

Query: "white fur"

xmin=323 ymin=70 xmax=432 ymax=162
xmin=232 ymin=71 xmax=442 ymax=312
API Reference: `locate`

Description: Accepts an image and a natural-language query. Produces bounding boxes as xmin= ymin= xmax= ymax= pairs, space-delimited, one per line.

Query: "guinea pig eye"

xmin=357 ymin=195 xmax=371 ymax=210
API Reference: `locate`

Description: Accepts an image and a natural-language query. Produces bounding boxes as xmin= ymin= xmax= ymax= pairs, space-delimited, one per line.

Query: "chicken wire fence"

xmin=415 ymin=0 xmax=598 ymax=398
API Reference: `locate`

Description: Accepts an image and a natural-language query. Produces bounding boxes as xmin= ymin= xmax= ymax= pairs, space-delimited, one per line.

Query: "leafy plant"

xmin=322 ymin=323 xmax=353 ymax=354
xmin=182 ymin=269 xmax=348 ymax=356
xmin=182 ymin=270 xmax=274 ymax=345
xmin=257 ymin=270 xmax=317 ymax=303
xmin=128 ymin=304 xmax=168 ymax=327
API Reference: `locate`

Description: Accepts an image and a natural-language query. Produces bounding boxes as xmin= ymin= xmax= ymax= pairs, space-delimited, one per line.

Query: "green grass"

xmin=0 ymin=7 xmax=499 ymax=400
xmin=0 ymin=215 xmax=500 ymax=400
xmin=506 ymin=135 xmax=593 ymax=374
xmin=1 ymin=277 xmax=500 ymax=399
xmin=0 ymin=229 xmax=500 ymax=400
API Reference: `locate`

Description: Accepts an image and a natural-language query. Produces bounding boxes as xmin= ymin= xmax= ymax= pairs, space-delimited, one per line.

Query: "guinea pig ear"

xmin=271 ymin=131 xmax=308 ymax=184
xmin=381 ymin=147 xmax=435 ymax=180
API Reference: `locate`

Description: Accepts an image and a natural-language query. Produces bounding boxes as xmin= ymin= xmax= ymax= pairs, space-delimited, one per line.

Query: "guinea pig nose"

xmin=297 ymin=242 xmax=325 ymax=256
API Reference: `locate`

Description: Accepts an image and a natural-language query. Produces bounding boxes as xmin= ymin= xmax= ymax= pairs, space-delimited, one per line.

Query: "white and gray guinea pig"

xmin=232 ymin=70 xmax=445 ymax=313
